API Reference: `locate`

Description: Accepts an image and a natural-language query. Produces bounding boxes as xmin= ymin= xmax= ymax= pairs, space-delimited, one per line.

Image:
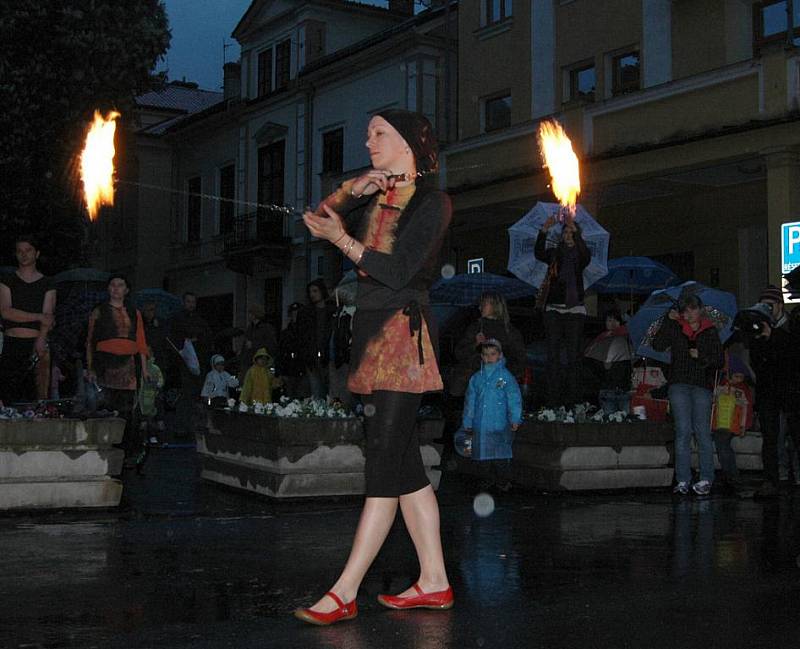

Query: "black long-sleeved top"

xmin=651 ymin=317 xmax=723 ymax=389
xmin=533 ymin=228 xmax=591 ymax=307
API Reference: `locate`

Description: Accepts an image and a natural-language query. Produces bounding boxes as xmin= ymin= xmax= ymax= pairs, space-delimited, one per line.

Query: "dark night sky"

xmin=158 ymin=0 xmax=410 ymax=91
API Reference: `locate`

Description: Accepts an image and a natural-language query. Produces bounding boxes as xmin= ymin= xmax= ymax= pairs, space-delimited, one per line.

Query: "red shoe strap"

xmin=325 ymin=591 xmax=346 ymax=609
xmin=412 ymin=583 xmax=424 ymax=596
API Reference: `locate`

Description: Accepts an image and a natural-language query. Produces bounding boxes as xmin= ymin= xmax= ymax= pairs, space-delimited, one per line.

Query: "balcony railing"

xmin=224 ymin=208 xmax=287 ymax=251
xmin=222 ymin=208 xmax=291 ymax=274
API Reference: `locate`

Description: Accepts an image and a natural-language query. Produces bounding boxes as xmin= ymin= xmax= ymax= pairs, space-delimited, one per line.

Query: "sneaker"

xmin=673 ymin=481 xmax=690 ymax=495
xmin=692 ymin=480 xmax=712 ymax=496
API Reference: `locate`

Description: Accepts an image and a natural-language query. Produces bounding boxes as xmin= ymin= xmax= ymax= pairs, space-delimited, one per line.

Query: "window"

xmin=322 ymin=128 xmax=344 ymax=174
xmin=257 ymin=140 xmax=285 ymax=213
xmin=568 ymin=63 xmax=596 ymax=102
xmin=275 ymin=39 xmax=291 ymax=90
xmin=187 ymin=176 xmax=201 ymax=242
xmin=218 ymin=164 xmax=235 ymax=236
xmin=485 ymin=0 xmax=512 ymax=25
xmin=257 ymin=49 xmax=272 ymax=97
xmin=484 ymin=94 xmax=511 ymax=132
xmin=753 ymin=1 xmax=800 ymax=51
xmin=612 ymin=51 xmax=640 ymax=96
xmin=257 ymin=38 xmax=291 ymax=97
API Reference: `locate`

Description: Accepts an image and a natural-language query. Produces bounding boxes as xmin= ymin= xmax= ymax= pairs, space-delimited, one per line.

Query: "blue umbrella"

xmin=628 ymin=281 xmax=738 ymax=362
xmin=134 ymin=288 xmax=182 ymax=320
xmin=430 ymin=272 xmax=536 ymax=306
xmin=507 ymin=202 xmax=609 ymax=290
xmin=593 ymin=256 xmax=679 ymax=294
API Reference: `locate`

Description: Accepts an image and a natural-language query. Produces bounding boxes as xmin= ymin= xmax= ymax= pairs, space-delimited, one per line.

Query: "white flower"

xmin=238 ymin=402 xmax=249 ymax=413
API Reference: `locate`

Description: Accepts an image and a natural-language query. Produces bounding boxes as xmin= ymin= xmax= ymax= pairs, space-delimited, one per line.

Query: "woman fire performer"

xmin=295 ymin=110 xmax=453 ymax=625
xmin=86 ymin=274 xmax=149 ymax=471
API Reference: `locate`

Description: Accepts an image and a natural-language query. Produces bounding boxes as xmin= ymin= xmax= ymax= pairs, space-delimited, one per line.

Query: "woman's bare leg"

xmin=305 ymin=496 xmax=398 ymax=613
xmin=394 ymin=484 xmax=449 ymax=595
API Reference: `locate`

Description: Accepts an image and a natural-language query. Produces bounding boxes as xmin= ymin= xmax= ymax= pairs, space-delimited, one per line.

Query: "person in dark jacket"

xmin=652 ymin=293 xmax=723 ymax=496
xmin=297 ymin=279 xmax=335 ymax=399
xmin=449 ymin=291 xmax=525 ymax=398
xmin=534 ymin=216 xmax=591 ymax=407
xmin=277 ymin=302 xmax=306 ymax=398
xmin=237 ymin=303 xmax=278 ymax=383
xmin=170 ymin=292 xmax=212 ymax=438
xmin=748 ymin=288 xmax=799 ymax=497
xmin=296 ymin=109 xmax=452 ymax=624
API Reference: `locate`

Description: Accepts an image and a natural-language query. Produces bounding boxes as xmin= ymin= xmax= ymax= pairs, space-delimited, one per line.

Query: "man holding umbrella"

xmin=652 ymin=293 xmax=723 ymax=496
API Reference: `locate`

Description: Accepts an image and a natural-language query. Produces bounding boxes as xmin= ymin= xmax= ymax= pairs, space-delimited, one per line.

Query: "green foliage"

xmin=0 ymin=0 xmax=170 ymax=272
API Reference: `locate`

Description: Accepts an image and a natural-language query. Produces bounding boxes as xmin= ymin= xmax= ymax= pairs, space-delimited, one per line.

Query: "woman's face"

xmin=479 ymin=299 xmax=495 ymax=319
xmin=366 ymin=116 xmax=413 ymax=174
xmin=107 ymin=278 xmax=129 ymax=301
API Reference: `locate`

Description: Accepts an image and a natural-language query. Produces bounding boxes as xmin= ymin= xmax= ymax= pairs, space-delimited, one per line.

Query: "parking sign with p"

xmin=782 ymin=221 xmax=800 ymax=303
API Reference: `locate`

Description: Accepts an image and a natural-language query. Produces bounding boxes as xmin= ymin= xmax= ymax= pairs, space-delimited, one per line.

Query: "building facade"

xmin=119 ymin=0 xmax=456 ymax=336
xmin=446 ymin=0 xmax=800 ymax=307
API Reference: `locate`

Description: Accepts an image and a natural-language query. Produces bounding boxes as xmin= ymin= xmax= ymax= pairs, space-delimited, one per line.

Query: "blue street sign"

xmin=467 ymin=257 xmax=484 ymax=274
xmin=782 ymin=221 xmax=800 ymax=274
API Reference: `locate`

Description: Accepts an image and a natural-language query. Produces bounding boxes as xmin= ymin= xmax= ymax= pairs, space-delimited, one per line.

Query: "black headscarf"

xmin=375 ymin=109 xmax=439 ymax=174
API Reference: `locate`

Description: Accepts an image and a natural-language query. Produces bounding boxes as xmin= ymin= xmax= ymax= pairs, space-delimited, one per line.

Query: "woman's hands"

xmin=303 ymin=203 xmax=346 ymax=243
xmin=541 ymin=216 xmax=556 ymax=233
xmin=350 ymin=169 xmax=403 ymax=198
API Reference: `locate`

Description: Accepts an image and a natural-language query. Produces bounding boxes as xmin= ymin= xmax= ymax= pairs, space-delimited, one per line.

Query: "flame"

xmin=537 ymin=119 xmax=580 ymax=217
xmin=80 ymin=110 xmax=120 ymax=220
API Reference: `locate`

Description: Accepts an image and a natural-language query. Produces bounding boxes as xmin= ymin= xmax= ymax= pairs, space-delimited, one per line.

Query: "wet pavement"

xmin=1 ymin=447 xmax=799 ymax=649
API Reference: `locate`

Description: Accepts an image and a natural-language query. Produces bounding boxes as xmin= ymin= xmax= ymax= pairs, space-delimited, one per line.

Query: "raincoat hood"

xmin=253 ymin=347 xmax=271 ymax=361
xmin=210 ymin=354 xmax=225 ymax=367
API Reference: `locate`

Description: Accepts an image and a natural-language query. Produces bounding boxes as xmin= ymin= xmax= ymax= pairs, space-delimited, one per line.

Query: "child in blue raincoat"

xmin=458 ymin=338 xmax=523 ymax=490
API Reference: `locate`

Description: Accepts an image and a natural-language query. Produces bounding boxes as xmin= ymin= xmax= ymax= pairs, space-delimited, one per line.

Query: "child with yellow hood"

xmin=240 ymin=347 xmax=274 ymax=404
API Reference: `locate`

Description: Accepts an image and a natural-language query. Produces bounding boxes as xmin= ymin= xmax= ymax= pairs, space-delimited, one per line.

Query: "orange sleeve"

xmin=136 ymin=311 xmax=148 ymax=355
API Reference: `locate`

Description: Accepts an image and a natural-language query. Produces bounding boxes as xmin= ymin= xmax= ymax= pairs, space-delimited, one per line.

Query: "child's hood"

xmin=481 ymin=356 xmax=507 ymax=378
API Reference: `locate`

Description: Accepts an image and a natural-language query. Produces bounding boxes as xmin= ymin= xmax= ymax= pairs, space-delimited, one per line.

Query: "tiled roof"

xmin=136 ymin=82 xmax=224 ymax=135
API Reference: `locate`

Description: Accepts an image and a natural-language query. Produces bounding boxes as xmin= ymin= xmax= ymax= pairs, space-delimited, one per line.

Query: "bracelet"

xmin=343 ymin=238 xmax=356 ymax=256
xmin=332 ymin=231 xmax=346 ymax=246
xmin=354 ymin=247 xmax=365 ymax=265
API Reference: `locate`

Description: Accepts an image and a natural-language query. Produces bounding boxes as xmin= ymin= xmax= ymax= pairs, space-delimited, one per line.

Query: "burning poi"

xmin=537 ymin=119 xmax=581 ymax=222
xmin=80 ymin=110 xmax=120 ymax=220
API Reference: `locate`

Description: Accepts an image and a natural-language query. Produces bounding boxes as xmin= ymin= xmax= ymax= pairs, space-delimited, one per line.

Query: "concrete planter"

xmin=0 ymin=418 xmax=125 ymax=510
xmin=476 ymin=420 xmax=677 ymax=491
xmin=197 ymin=410 xmax=444 ymax=498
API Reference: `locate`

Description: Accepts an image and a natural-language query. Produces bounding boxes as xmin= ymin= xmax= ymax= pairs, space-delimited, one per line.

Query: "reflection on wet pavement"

xmin=1 ymin=448 xmax=798 ymax=648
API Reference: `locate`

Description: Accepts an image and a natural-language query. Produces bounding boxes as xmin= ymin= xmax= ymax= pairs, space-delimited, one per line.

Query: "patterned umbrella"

xmin=593 ymin=256 xmax=679 ymax=294
xmin=507 ymin=202 xmax=609 ymax=290
xmin=628 ymin=281 xmax=738 ymax=363
xmin=429 ymin=272 xmax=536 ymax=306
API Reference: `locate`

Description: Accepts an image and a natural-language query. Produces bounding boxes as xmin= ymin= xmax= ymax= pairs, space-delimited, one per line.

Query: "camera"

xmin=733 ymin=302 xmax=774 ymax=339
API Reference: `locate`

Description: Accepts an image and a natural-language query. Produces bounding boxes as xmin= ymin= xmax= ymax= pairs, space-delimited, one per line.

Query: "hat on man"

xmin=759 ymin=284 xmax=783 ymax=304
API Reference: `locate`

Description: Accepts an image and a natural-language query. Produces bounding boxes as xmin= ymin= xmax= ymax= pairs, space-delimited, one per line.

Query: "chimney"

xmin=223 ymin=61 xmax=241 ymax=101
xmin=389 ymin=0 xmax=414 ymax=16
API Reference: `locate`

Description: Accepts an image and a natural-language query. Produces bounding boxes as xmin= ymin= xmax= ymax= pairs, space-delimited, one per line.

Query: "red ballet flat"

xmin=377 ymin=583 xmax=454 ymax=610
xmin=294 ymin=591 xmax=357 ymax=626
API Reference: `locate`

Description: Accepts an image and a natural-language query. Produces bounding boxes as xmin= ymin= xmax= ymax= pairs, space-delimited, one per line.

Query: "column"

xmin=642 ymin=0 xmax=672 ymax=88
xmin=763 ymin=146 xmax=800 ymax=288
xmin=531 ymin=0 xmax=556 ymax=118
